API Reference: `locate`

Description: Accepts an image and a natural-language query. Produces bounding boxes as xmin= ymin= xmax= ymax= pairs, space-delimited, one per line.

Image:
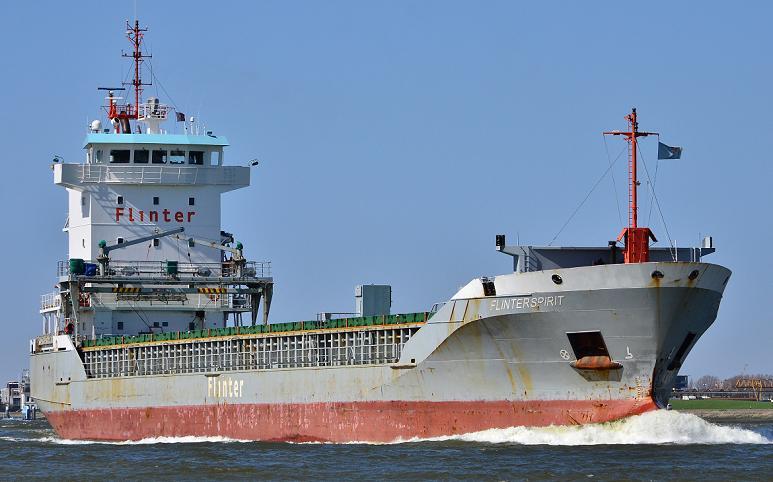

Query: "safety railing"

xmin=137 ymin=102 xmax=169 ymax=120
xmin=80 ymin=164 xmax=199 ymax=184
xmin=56 ymin=260 xmax=271 ymax=279
xmin=108 ymin=260 xmax=271 ymax=279
xmin=81 ymin=324 xmax=423 ymax=378
xmin=88 ymin=292 xmax=247 ymax=311
xmin=40 ymin=292 xmax=61 ymax=311
xmin=72 ymin=164 xmax=249 ymax=186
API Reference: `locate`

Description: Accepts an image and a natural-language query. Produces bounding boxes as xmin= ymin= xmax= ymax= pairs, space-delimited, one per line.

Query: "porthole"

xmin=551 ymin=274 xmax=563 ymax=285
xmin=651 ymin=270 xmax=664 ymax=279
xmin=688 ymin=270 xmax=700 ymax=280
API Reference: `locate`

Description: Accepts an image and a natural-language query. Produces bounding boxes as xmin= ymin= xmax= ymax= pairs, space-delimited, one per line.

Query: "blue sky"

xmin=0 ymin=1 xmax=770 ymax=381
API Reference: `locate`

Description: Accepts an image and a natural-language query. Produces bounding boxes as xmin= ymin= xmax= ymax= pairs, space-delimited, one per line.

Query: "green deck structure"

xmin=81 ymin=312 xmax=430 ymax=349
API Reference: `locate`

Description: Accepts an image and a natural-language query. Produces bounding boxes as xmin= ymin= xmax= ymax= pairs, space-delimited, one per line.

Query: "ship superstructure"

xmin=30 ymin=21 xmax=731 ymax=442
xmin=39 ymin=21 xmax=273 ymax=342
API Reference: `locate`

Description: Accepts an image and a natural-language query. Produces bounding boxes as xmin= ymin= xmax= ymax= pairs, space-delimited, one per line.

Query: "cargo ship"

xmin=30 ymin=21 xmax=731 ymax=442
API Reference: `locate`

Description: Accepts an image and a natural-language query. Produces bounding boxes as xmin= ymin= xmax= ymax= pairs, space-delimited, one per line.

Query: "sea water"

xmin=1 ymin=410 xmax=770 ymax=480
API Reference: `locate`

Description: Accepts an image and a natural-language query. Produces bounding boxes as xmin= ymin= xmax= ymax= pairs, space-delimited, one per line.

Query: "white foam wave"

xmin=14 ymin=410 xmax=770 ymax=446
xmin=0 ymin=436 xmax=32 ymax=443
xmin=41 ymin=435 xmax=251 ymax=445
xmin=397 ymin=410 xmax=771 ymax=445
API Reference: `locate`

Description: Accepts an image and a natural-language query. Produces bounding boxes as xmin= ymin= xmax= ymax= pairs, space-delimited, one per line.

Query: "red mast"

xmin=123 ymin=19 xmax=150 ymax=118
xmin=604 ymin=108 xmax=658 ymax=263
xmin=105 ymin=20 xmax=151 ymax=132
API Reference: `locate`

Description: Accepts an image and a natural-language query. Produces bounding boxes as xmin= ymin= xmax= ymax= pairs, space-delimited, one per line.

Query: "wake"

xmin=8 ymin=410 xmax=770 ymax=446
xmin=41 ymin=435 xmax=251 ymax=445
xmin=399 ymin=410 xmax=770 ymax=445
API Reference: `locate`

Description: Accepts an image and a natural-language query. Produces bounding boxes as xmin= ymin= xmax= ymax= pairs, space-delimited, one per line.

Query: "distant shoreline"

xmin=676 ymin=409 xmax=773 ymax=422
xmin=1 ymin=412 xmax=46 ymax=421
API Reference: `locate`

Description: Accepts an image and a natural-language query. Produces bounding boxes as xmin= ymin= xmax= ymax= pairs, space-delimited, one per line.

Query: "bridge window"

xmin=95 ymin=150 xmax=104 ymax=163
xmin=109 ymin=149 xmax=130 ymax=163
xmin=211 ymin=150 xmax=221 ymax=166
xmin=169 ymin=150 xmax=185 ymax=164
xmin=188 ymin=151 xmax=204 ymax=165
xmin=152 ymin=150 xmax=167 ymax=164
xmin=134 ymin=149 xmax=149 ymax=163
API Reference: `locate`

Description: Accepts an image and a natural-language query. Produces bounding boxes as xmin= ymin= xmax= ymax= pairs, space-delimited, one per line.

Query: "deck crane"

xmin=172 ymin=233 xmax=271 ymax=325
xmin=96 ymin=227 xmax=186 ymax=275
xmin=172 ymin=234 xmax=247 ymax=277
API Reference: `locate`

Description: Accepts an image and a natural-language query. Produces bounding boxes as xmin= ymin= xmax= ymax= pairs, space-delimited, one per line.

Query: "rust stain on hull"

xmin=44 ymin=398 xmax=658 ymax=443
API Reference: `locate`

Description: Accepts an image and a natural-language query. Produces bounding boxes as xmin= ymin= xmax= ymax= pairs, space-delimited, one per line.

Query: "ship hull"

xmin=31 ymin=261 xmax=730 ymax=442
xmin=45 ymin=399 xmax=657 ymax=442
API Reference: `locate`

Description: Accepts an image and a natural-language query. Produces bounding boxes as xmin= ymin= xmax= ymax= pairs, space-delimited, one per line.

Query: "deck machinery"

xmin=43 ymin=226 xmax=274 ymax=341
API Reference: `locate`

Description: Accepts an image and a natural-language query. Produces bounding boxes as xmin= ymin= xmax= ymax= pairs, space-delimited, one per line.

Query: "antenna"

xmin=100 ymin=21 xmax=154 ymax=133
xmin=121 ymin=19 xmax=152 ymax=118
xmin=603 ymin=108 xmax=659 ymax=263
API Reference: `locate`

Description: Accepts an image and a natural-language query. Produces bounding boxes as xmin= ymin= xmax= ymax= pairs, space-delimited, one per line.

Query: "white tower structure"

xmin=39 ymin=20 xmax=272 ymax=340
xmin=55 ymin=133 xmax=245 ymax=264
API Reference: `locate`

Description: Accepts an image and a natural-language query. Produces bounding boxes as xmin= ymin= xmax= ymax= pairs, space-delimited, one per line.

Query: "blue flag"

xmin=658 ymin=142 xmax=682 ymax=159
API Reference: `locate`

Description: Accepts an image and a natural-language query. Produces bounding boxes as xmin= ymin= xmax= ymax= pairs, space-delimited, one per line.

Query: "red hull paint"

xmin=45 ymin=399 xmax=657 ymax=442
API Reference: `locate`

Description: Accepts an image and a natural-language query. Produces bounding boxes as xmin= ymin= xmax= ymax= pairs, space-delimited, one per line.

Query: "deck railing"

xmin=40 ymin=292 xmax=61 ymax=311
xmin=57 ymin=260 xmax=271 ymax=280
xmin=76 ymin=164 xmax=244 ymax=185
xmin=81 ymin=324 xmax=423 ymax=378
